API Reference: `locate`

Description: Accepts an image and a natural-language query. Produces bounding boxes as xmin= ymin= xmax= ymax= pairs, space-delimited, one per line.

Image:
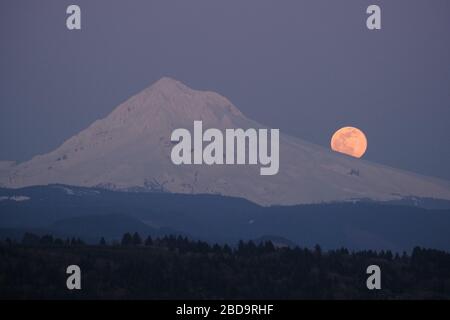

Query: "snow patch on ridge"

xmin=0 ymin=195 xmax=30 ymax=202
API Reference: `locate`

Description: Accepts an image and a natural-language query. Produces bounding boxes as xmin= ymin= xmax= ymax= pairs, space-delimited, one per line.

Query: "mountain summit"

xmin=1 ymin=77 xmax=450 ymax=205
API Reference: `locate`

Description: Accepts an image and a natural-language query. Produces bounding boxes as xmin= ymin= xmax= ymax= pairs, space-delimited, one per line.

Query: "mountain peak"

xmin=3 ymin=79 xmax=450 ymax=205
xmin=120 ymin=77 xmax=245 ymax=121
xmin=149 ymin=76 xmax=190 ymax=94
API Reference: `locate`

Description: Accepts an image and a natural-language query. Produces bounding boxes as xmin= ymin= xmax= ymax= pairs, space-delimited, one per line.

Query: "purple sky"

xmin=1 ymin=0 xmax=450 ymax=180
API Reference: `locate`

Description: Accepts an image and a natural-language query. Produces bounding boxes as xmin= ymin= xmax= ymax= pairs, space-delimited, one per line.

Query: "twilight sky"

xmin=1 ymin=0 xmax=449 ymax=180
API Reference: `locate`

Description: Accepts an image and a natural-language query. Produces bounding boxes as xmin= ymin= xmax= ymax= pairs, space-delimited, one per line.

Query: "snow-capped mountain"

xmin=1 ymin=77 xmax=450 ymax=205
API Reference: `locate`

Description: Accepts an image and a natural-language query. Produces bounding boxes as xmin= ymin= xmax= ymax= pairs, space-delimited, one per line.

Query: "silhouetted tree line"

xmin=3 ymin=233 xmax=86 ymax=247
xmin=0 ymin=232 xmax=449 ymax=299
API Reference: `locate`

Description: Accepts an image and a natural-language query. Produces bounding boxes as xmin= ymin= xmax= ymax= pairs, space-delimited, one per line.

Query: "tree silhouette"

xmin=121 ymin=233 xmax=133 ymax=246
xmin=145 ymin=235 xmax=153 ymax=246
xmin=132 ymin=232 xmax=142 ymax=246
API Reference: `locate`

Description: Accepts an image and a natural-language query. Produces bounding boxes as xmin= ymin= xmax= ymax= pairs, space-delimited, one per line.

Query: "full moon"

xmin=331 ymin=126 xmax=367 ymax=158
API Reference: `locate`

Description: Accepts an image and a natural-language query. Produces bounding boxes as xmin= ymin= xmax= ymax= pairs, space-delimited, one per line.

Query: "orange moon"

xmin=331 ymin=127 xmax=367 ymax=158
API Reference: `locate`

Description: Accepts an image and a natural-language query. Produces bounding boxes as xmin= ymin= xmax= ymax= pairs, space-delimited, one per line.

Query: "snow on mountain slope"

xmin=1 ymin=77 xmax=450 ymax=205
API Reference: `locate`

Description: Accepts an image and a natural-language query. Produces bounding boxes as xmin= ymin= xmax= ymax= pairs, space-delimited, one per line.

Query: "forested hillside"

xmin=1 ymin=233 xmax=449 ymax=299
